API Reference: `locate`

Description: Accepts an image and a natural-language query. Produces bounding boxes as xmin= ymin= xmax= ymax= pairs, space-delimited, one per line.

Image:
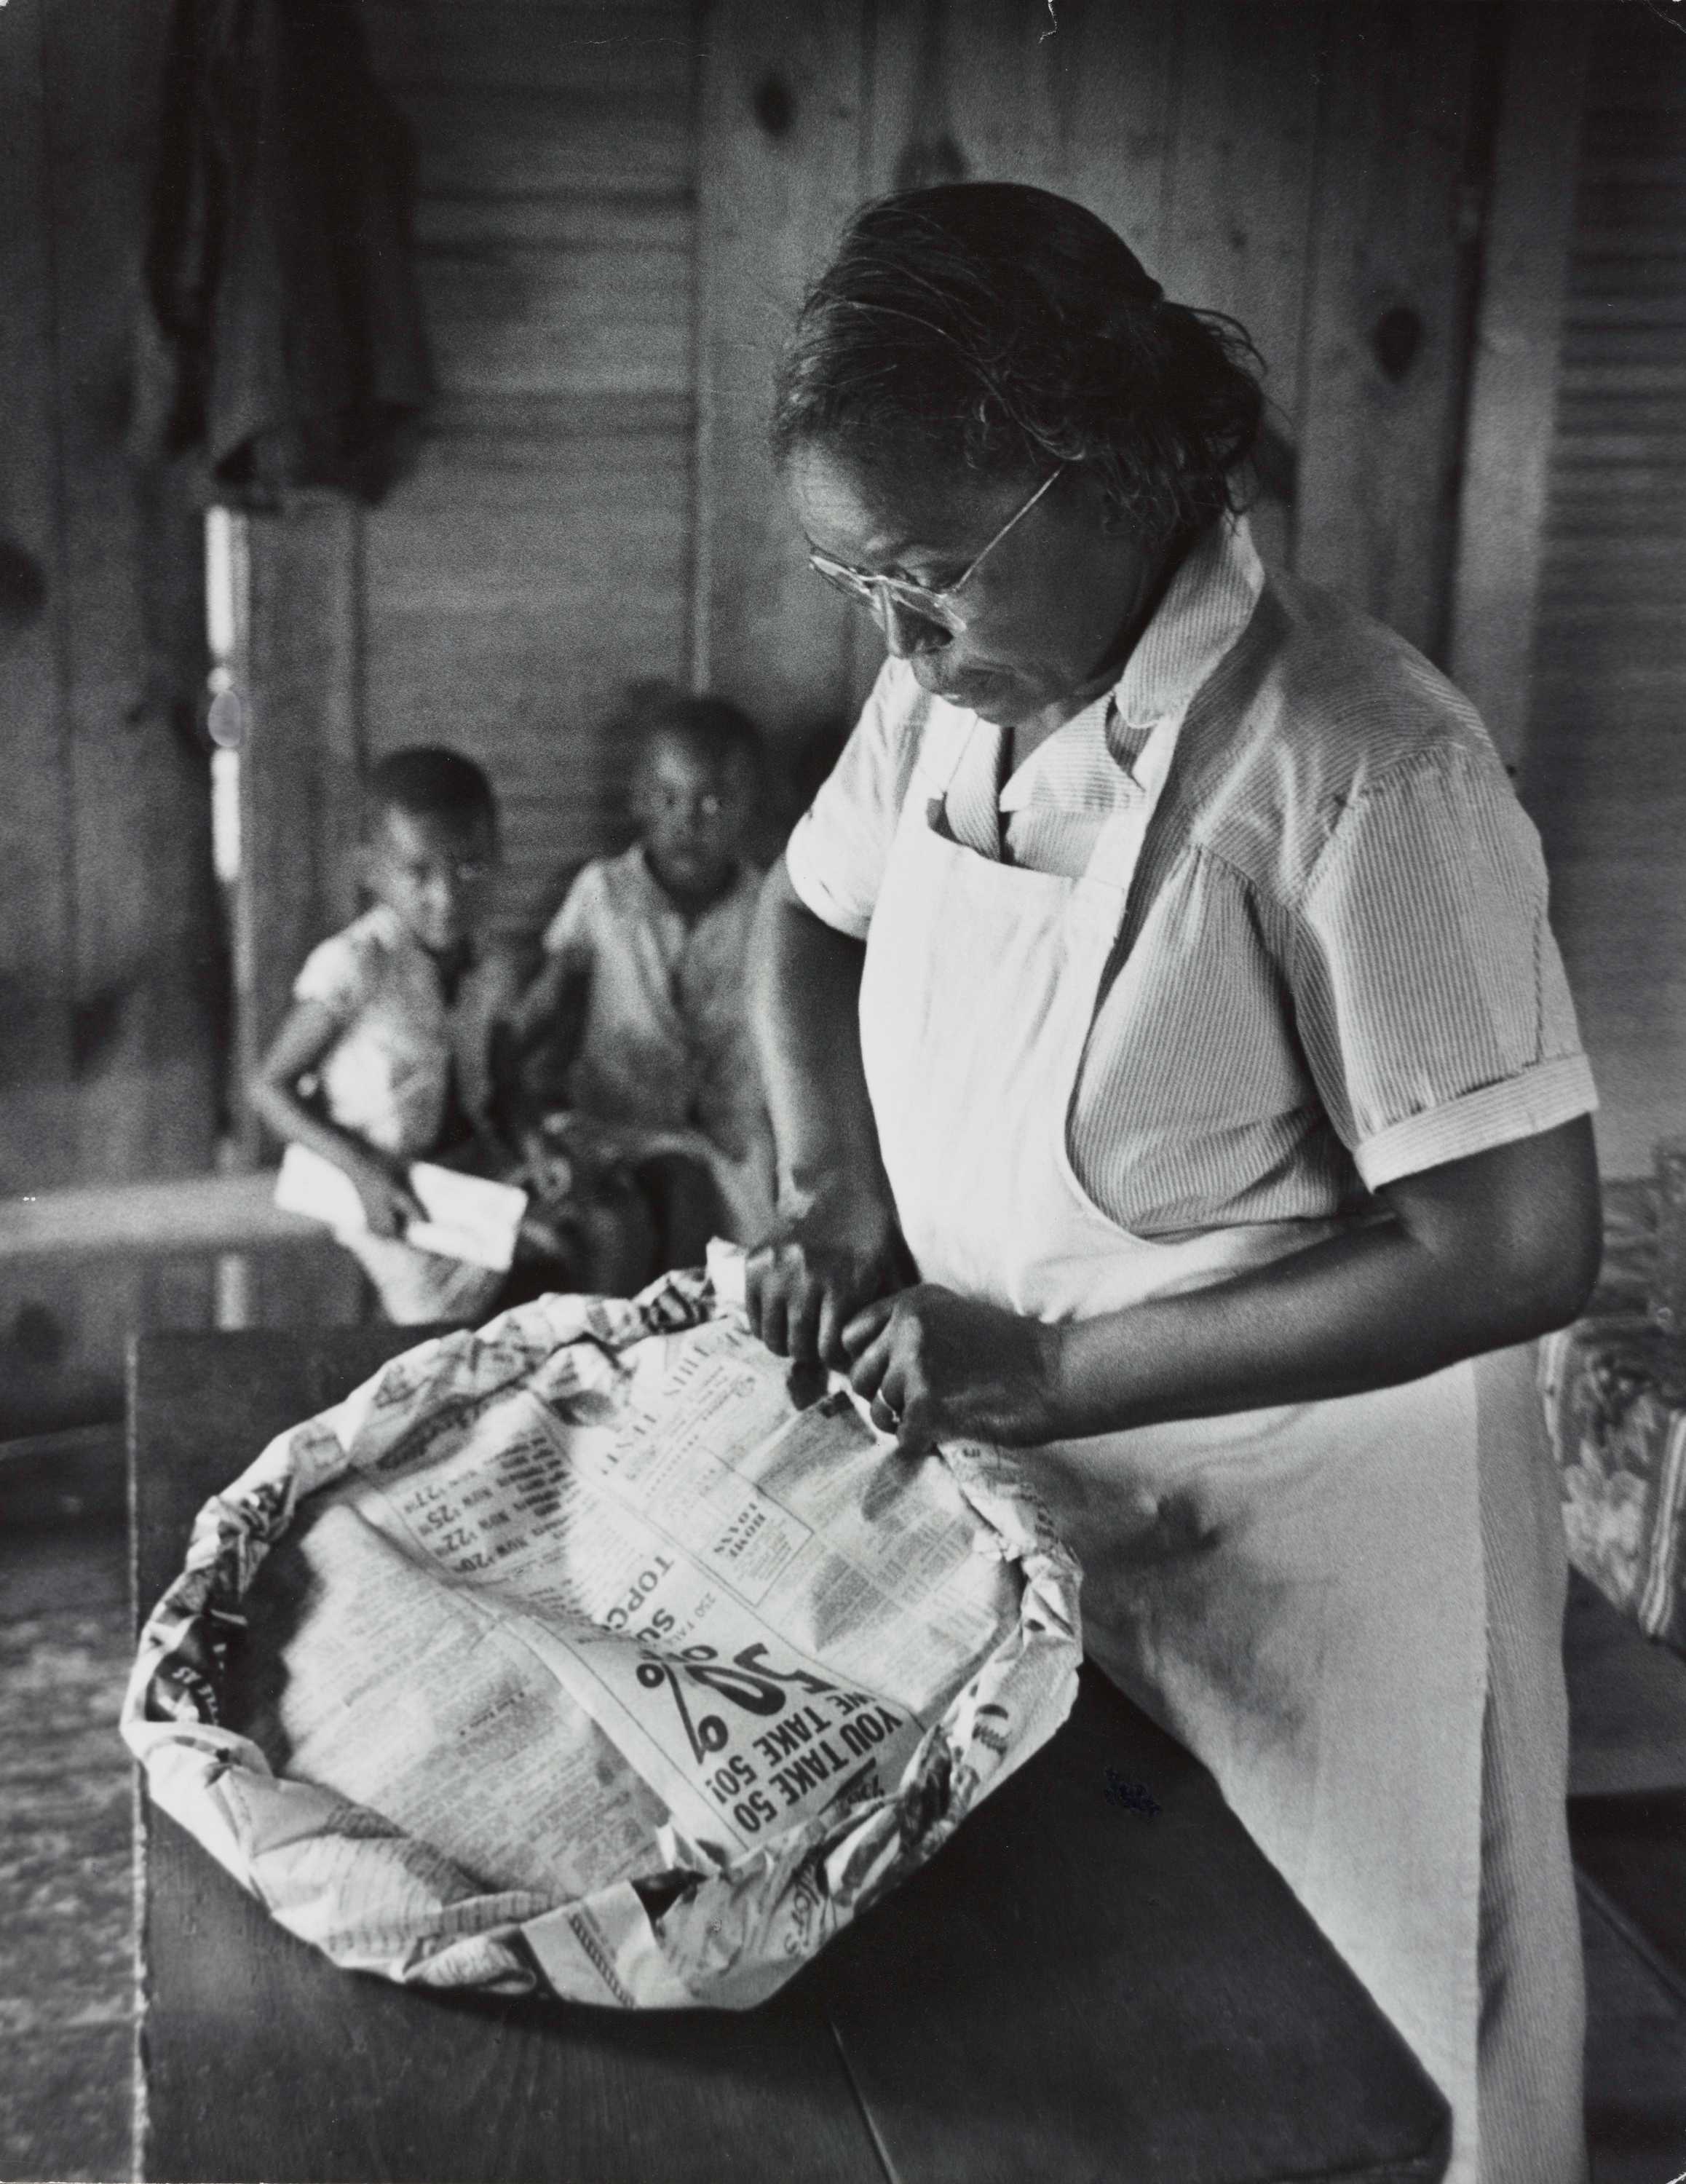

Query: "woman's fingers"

xmin=892 ymin=1391 xmax=935 ymax=1460
xmin=743 ymin=1241 xmax=773 ymax=1341
xmin=745 ymin=1246 xmax=828 ymax=1360
xmin=758 ymin=1287 xmax=792 ymax=1358
xmin=747 ymin=1232 xmax=888 ymax=1364
xmin=847 ymin=1321 xmax=892 ymax=1399
xmin=783 ymin=1275 xmax=825 ymax=1365
xmin=839 ymin=1297 xmax=895 ymax=1358
xmin=746 ymin=1251 xmax=791 ymax=1356
xmin=821 ymin=1275 xmax=878 ymax=1363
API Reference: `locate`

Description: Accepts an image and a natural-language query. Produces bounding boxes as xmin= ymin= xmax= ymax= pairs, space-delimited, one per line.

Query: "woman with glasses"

xmin=745 ymin=182 xmax=1596 ymax=2184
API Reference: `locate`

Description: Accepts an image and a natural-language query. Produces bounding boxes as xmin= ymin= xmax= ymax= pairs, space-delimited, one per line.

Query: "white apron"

xmin=858 ymin=716 xmax=1487 ymax=2181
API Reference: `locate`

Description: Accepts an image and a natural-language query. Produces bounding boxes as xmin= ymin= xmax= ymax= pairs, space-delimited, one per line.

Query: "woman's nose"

xmin=877 ymin=594 xmax=950 ymax=658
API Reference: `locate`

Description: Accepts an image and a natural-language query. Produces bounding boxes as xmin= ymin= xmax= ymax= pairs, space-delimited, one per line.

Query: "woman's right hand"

xmin=745 ymin=1182 xmax=910 ymax=1366
xmin=348 ymin=1152 xmax=427 ymax=1240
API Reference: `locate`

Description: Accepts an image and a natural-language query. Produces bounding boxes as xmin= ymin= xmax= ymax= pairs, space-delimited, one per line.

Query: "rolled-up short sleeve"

xmin=1289 ymin=745 xmax=1597 ymax=1189
xmin=783 ymin=660 xmax=922 ymax=939
xmin=293 ymin=928 xmax=369 ymax=1021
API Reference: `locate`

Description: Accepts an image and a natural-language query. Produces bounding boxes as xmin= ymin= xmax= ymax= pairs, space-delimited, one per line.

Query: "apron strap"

xmin=1074 ymin=711 xmax=1184 ymax=899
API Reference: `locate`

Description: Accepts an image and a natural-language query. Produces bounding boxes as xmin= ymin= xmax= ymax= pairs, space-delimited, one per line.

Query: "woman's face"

xmin=788 ymin=440 xmax=1162 ymax=729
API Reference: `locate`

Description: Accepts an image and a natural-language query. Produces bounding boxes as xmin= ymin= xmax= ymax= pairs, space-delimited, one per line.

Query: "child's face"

xmin=633 ymin=733 xmax=753 ymax=902
xmin=363 ymin=804 xmax=497 ymax=953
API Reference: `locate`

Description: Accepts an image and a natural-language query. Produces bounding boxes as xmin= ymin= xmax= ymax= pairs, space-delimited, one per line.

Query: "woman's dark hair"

xmin=772 ymin=182 xmax=1265 ymax=547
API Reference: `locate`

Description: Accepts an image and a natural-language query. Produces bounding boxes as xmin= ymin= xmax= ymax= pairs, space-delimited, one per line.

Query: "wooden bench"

xmin=130 ymin=1327 xmax=1452 ymax=2184
xmin=0 ymin=1171 xmax=316 ymax=1265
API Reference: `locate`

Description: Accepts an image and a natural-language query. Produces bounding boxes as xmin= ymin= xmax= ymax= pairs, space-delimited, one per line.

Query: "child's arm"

xmin=249 ymin=1001 xmax=427 ymax=1237
xmin=504 ymin=949 xmax=593 ymax=1128
xmin=507 ymin=949 xmax=590 ymax=1059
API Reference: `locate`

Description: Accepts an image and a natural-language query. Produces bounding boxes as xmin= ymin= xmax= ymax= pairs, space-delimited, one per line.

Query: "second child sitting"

xmin=515 ymin=692 xmax=775 ymax=1270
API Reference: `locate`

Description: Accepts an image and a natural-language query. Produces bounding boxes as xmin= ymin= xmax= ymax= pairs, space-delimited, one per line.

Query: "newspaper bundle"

xmin=123 ymin=1251 xmax=1081 ymax=2008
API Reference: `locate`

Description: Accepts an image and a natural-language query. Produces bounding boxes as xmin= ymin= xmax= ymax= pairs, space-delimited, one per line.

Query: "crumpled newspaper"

xmin=123 ymin=1254 xmax=1082 ymax=2008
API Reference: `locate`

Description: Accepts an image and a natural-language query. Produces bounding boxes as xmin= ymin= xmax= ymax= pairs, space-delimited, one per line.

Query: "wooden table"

xmin=131 ymin=1328 xmax=1451 ymax=2184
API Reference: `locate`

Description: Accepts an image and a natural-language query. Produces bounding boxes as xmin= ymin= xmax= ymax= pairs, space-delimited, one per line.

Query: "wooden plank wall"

xmin=245 ymin=1 xmax=1515 ymax=1022
xmin=1522 ymin=3 xmax=1686 ymax=1176
xmin=234 ymin=0 xmax=701 ymax=1126
xmin=0 ymin=0 xmax=223 ymax=1431
xmin=0 ymin=3 xmax=1602 ymax=1412
xmin=694 ymin=0 xmax=1504 ymax=783
xmin=363 ymin=0 xmax=699 ymax=936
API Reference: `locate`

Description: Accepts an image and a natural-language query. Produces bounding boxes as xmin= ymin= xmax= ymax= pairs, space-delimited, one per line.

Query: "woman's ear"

xmin=1069 ymin=467 xmax=1128 ymax=538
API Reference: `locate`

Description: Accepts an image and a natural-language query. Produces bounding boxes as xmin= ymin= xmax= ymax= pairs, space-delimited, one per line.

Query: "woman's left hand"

xmin=842 ymin=1285 xmax=1065 ymax=1454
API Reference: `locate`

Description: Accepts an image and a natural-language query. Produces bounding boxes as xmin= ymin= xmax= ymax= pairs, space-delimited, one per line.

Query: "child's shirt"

xmin=539 ymin=846 xmax=766 ymax=1159
xmin=293 ymin=903 xmax=516 ymax=1160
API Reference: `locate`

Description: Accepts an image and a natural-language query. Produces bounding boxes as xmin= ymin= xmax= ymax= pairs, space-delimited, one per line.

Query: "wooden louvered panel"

xmin=1522 ymin=4 xmax=1686 ymax=1176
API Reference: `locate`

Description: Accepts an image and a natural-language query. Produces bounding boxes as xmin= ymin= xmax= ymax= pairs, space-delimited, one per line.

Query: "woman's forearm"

xmin=842 ymin=1117 xmax=1602 ymax=1448
xmin=749 ymin=859 xmax=888 ymax=1204
xmin=1049 ymin=1118 xmax=1601 ymax=1436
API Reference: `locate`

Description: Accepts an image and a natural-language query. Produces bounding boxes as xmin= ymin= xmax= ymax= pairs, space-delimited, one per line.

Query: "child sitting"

xmin=250 ymin=745 xmax=537 ymax=1324
xmin=514 ymin=691 xmax=775 ymax=1269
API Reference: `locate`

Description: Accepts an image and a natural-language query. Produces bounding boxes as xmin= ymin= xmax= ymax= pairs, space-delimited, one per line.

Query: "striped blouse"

xmin=784 ymin=516 xmax=1597 ymax=1237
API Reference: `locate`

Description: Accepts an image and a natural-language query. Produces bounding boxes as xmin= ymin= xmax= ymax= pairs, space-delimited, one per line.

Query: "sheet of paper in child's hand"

xmin=274 ymin=1142 xmax=527 ymax=1270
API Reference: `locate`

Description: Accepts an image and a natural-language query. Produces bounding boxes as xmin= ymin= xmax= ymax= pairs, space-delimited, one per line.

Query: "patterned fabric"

xmin=1537 ymin=1182 xmax=1686 ymax=1654
xmin=541 ymin=847 xmax=768 ymax=1166
xmin=787 ymin=516 xmax=1597 ymax=1235
xmin=293 ymin=902 xmax=518 ymax=1161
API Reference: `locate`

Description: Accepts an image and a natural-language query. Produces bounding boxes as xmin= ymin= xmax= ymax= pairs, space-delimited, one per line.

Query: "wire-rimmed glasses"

xmin=806 ymin=467 xmax=1063 ymax=633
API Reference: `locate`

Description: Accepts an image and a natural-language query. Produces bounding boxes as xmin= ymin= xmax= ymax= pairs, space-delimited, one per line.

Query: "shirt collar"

xmin=1109 ymin=513 xmax=1265 ymax=740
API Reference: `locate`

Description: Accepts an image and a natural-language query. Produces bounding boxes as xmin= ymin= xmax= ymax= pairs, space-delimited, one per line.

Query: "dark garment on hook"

xmin=136 ymin=0 xmax=432 ymax=506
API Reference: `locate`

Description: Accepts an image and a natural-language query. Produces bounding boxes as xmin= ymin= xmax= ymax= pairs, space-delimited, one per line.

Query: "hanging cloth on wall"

xmin=134 ymin=0 xmax=433 ymax=506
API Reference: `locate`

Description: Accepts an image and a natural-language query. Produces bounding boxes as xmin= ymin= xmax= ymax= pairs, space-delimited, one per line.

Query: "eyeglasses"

xmin=806 ymin=467 xmax=1063 ymax=633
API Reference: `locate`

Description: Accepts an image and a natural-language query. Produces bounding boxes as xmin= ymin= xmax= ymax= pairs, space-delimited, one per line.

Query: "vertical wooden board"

xmin=41 ymin=0 xmax=218 ymax=1182
xmin=1447 ymin=2 xmax=1592 ymax=769
xmin=850 ymin=0 xmax=1186 ymax=721
xmin=864 ymin=0 xmax=1183 ymax=249
xmin=238 ymin=499 xmax=367 ymax=1328
xmin=1293 ymin=1 xmax=1492 ymax=659
xmin=864 ymin=0 xmax=1074 ymax=196
xmin=1041 ymin=0 xmax=1186 ymax=286
xmin=42 ymin=0 xmax=221 ymax=1359
xmin=359 ymin=0 xmax=701 ymax=915
xmin=692 ymin=0 xmax=867 ymax=788
xmin=0 ymin=0 xmax=76 ymax=1192
xmin=238 ymin=502 xmax=364 ymax=1116
xmin=0 ymin=0 xmax=100 ymax=1428
xmin=1158 ymin=1 xmax=1324 ymax=574
xmin=1158 ymin=4 xmax=1322 ymax=417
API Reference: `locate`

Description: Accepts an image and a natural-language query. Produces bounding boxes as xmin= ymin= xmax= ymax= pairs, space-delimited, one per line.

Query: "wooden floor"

xmin=3 ymin=1511 xmax=1684 ymax=2183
